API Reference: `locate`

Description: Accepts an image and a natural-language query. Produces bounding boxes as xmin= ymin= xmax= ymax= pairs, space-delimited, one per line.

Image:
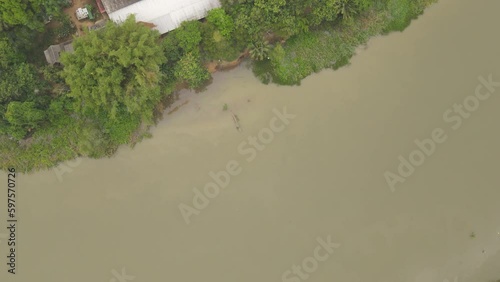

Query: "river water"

xmin=2 ymin=0 xmax=500 ymax=281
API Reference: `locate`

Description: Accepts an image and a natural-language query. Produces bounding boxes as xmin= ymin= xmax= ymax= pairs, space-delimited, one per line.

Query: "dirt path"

xmin=63 ymin=0 xmax=108 ymax=36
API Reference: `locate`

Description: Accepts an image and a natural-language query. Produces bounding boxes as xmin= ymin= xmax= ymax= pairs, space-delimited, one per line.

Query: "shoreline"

xmin=0 ymin=1 xmax=439 ymax=172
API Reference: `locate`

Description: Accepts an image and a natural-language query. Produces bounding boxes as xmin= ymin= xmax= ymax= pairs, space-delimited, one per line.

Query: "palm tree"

xmin=248 ymin=40 xmax=271 ymax=61
xmin=333 ymin=0 xmax=359 ymax=20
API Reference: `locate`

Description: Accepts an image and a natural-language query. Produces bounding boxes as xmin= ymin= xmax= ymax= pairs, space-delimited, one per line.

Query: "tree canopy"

xmin=206 ymin=8 xmax=234 ymax=38
xmin=4 ymin=101 xmax=46 ymax=139
xmin=175 ymin=52 xmax=210 ymax=89
xmin=174 ymin=20 xmax=202 ymax=53
xmin=0 ymin=0 xmax=67 ymax=30
xmin=61 ymin=15 xmax=165 ymax=122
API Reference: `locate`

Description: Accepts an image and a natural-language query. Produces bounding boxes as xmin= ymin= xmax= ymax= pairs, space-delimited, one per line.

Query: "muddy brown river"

xmin=1 ymin=0 xmax=500 ymax=281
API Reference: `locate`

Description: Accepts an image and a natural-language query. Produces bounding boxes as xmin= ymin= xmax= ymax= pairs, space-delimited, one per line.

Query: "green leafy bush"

xmin=174 ymin=21 xmax=202 ymax=53
xmin=5 ymin=101 xmax=46 ymax=140
xmin=174 ymin=52 xmax=211 ymax=89
xmin=207 ymin=8 xmax=235 ymax=38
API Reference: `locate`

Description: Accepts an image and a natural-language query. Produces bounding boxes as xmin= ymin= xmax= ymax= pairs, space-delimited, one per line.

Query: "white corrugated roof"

xmin=108 ymin=0 xmax=221 ymax=34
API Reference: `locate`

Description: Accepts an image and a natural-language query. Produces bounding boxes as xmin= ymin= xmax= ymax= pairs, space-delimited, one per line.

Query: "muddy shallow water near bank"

xmin=2 ymin=0 xmax=500 ymax=281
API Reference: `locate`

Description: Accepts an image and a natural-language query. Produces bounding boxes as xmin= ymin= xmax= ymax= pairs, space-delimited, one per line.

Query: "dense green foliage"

xmin=0 ymin=34 xmax=50 ymax=141
xmin=175 ymin=52 xmax=211 ymax=89
xmin=256 ymin=9 xmax=388 ymax=85
xmin=232 ymin=0 xmax=437 ymax=85
xmin=0 ymin=0 xmax=69 ymax=30
xmin=61 ymin=16 xmax=165 ymax=122
xmin=206 ymin=8 xmax=234 ymax=38
xmin=0 ymin=15 xmax=166 ymax=171
xmin=0 ymin=0 xmax=437 ymax=171
xmin=175 ymin=20 xmax=203 ymax=53
xmin=249 ymin=40 xmax=271 ymax=61
xmin=4 ymin=101 xmax=46 ymax=139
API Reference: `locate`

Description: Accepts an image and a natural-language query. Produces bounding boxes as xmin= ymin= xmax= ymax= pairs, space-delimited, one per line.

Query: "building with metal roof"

xmin=99 ymin=0 xmax=221 ymax=34
xmin=44 ymin=41 xmax=74 ymax=65
xmin=100 ymin=0 xmax=139 ymax=14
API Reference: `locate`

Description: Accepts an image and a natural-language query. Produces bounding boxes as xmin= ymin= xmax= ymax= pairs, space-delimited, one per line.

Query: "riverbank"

xmin=253 ymin=0 xmax=437 ymax=85
xmin=9 ymin=0 xmax=500 ymax=278
xmin=0 ymin=0 xmax=438 ymax=172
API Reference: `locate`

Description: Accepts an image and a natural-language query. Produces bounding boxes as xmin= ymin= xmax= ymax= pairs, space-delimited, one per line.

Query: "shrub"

xmin=207 ymin=8 xmax=235 ymax=38
xmin=175 ymin=21 xmax=202 ymax=53
xmin=201 ymin=23 xmax=240 ymax=61
xmin=55 ymin=15 xmax=75 ymax=38
xmin=174 ymin=52 xmax=211 ymax=89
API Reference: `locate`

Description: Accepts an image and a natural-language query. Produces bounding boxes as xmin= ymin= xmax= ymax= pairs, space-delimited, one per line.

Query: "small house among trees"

xmin=44 ymin=41 xmax=74 ymax=65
